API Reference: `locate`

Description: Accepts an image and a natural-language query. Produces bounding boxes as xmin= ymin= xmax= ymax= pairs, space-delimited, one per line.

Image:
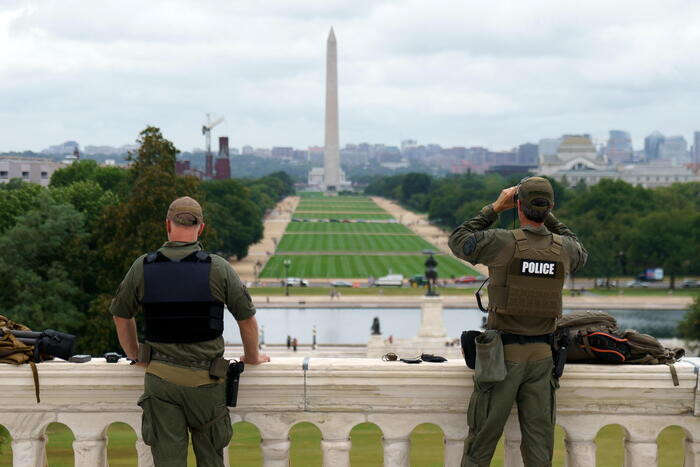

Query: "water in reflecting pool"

xmin=223 ymin=307 xmax=685 ymax=345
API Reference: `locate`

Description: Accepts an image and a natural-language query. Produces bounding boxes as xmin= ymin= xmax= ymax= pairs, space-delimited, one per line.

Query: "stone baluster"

xmin=59 ymin=413 xmax=110 ymax=467
xmin=564 ymin=436 xmax=597 ymax=467
xmin=383 ymin=437 xmax=410 ymax=466
xmin=321 ymin=439 xmax=351 ymax=467
xmin=684 ymin=438 xmax=700 ymax=467
xmin=444 ymin=438 xmax=466 ymax=467
xmin=11 ymin=437 xmax=46 ymax=467
xmin=624 ymin=436 xmax=658 ymax=467
xmin=72 ymin=436 xmax=107 ymax=467
xmin=223 ymin=445 xmax=231 ymax=466
xmin=135 ymin=437 xmax=155 ymax=467
xmin=503 ymin=416 xmax=524 ymax=467
xmin=6 ymin=412 xmax=54 ymax=467
xmin=261 ymin=438 xmax=291 ymax=467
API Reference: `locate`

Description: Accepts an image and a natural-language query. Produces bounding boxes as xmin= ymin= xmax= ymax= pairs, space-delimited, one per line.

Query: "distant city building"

xmin=693 ymin=131 xmax=700 ymax=165
xmin=536 ymin=134 xmax=698 ymax=187
xmin=425 ymin=144 xmax=442 ymax=155
xmin=485 ymin=150 xmax=518 ymax=166
xmin=41 ymin=141 xmax=79 ymax=156
xmin=401 ymin=139 xmax=418 ymax=151
xmin=539 ymin=134 xmax=608 ymax=177
xmin=241 ymin=145 xmax=254 ymax=155
xmin=271 ymin=147 xmax=294 ymax=160
xmin=83 ymin=144 xmax=138 ymax=156
xmin=0 ymin=157 xmax=64 ymax=187
xmin=605 ymin=130 xmax=633 ymax=163
xmin=537 ymin=138 xmax=562 ymax=159
xmin=658 ymin=135 xmax=688 ymax=161
xmin=517 ymin=143 xmax=539 ymax=165
xmin=253 ymin=148 xmax=271 ymax=158
xmin=556 ymin=163 xmax=698 ymax=188
xmin=644 ymin=131 xmax=665 ymax=160
xmin=380 ymin=159 xmax=410 ymax=170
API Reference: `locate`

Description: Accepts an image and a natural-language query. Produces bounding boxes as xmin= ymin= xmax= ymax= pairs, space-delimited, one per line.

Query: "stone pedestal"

xmin=367 ymin=295 xmax=461 ymax=358
xmin=418 ymin=295 xmax=446 ymax=338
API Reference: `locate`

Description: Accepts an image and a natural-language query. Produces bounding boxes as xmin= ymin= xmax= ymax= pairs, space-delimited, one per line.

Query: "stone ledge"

xmin=0 ymin=358 xmax=696 ymax=416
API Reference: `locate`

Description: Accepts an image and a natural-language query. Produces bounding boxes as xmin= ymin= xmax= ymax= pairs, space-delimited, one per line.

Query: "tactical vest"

xmin=487 ymin=229 xmax=566 ymax=319
xmin=142 ymin=250 xmax=224 ymax=343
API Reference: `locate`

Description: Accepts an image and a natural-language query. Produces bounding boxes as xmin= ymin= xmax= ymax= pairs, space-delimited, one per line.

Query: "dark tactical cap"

xmin=167 ymin=196 xmax=203 ymax=226
xmin=518 ymin=177 xmax=554 ymax=212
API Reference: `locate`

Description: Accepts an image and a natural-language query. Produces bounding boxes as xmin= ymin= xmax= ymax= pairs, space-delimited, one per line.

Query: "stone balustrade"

xmin=1 ymin=356 xmax=699 ymax=466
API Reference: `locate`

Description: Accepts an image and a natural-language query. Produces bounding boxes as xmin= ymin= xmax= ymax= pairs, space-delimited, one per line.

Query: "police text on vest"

xmin=519 ymin=260 xmax=556 ymax=277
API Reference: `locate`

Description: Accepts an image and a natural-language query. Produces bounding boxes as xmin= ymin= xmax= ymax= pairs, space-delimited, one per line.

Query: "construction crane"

xmin=202 ymin=113 xmax=224 ymax=177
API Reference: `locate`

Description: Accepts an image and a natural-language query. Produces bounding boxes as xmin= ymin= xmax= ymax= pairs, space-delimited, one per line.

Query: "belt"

xmin=151 ymin=350 xmax=212 ymax=370
xmin=501 ymin=333 xmax=553 ymax=346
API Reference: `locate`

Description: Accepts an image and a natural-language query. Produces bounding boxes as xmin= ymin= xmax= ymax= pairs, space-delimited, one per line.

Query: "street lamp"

xmin=284 ymin=259 xmax=291 ymax=296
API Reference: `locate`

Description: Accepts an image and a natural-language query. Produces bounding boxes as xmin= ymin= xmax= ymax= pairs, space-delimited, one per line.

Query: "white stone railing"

xmin=1 ymin=357 xmax=699 ymax=466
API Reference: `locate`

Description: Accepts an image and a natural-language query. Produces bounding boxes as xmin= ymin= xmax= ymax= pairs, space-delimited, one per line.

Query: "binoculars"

xmin=4 ymin=329 xmax=76 ymax=362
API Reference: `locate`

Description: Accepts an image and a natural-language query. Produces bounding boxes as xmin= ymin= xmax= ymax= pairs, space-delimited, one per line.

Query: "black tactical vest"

xmin=142 ymin=250 xmax=224 ymax=343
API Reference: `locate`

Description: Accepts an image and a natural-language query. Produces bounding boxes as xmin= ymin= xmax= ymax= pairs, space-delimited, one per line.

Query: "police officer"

xmin=448 ymin=177 xmax=587 ymax=467
xmin=111 ymin=196 xmax=270 ymax=467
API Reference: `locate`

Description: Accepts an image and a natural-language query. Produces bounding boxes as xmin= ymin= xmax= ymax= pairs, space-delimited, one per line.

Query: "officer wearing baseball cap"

xmin=449 ymin=177 xmax=587 ymax=466
xmin=111 ymin=196 xmax=270 ymax=466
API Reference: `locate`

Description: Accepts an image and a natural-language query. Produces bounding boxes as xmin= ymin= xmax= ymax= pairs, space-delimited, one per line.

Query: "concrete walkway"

xmin=251 ymin=293 xmax=693 ymax=310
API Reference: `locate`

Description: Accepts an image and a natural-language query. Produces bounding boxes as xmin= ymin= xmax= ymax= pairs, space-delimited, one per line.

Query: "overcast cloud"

xmin=1 ymin=0 xmax=699 ymax=152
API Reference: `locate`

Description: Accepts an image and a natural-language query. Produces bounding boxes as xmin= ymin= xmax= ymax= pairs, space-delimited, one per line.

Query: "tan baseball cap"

xmin=167 ymin=196 xmax=203 ymax=226
xmin=518 ymin=177 xmax=554 ymax=213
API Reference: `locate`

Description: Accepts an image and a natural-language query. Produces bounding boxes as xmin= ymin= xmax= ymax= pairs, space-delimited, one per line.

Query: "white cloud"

xmin=0 ymin=0 xmax=699 ymax=152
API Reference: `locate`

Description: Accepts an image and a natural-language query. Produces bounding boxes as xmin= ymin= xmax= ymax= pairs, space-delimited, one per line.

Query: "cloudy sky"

xmin=1 ymin=0 xmax=699 ymax=152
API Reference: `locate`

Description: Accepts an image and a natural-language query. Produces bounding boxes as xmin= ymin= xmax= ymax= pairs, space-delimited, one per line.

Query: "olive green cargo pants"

xmin=462 ymin=357 xmax=557 ymax=467
xmin=138 ymin=373 xmax=233 ymax=467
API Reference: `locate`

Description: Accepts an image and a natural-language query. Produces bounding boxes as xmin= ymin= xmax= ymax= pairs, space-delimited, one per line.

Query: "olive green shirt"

xmin=110 ymin=241 xmax=255 ymax=386
xmin=449 ymin=204 xmax=588 ymax=335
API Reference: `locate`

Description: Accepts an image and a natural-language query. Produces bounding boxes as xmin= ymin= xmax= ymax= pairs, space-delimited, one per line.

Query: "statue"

xmin=425 ymin=253 xmax=439 ymax=296
xmin=371 ymin=317 xmax=381 ymax=335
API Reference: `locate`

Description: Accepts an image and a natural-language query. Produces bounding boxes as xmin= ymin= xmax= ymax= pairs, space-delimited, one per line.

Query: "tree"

xmin=0 ymin=180 xmax=44 ymax=234
xmin=201 ymin=179 xmax=264 ymax=259
xmin=51 ymin=159 xmax=129 ymax=197
xmin=401 ymin=173 xmax=432 ymax=202
xmin=96 ymin=127 xmax=203 ymax=289
xmin=0 ymin=197 xmax=88 ymax=336
xmin=626 ymin=210 xmax=699 ymax=289
xmin=677 ymin=296 xmax=700 ymax=341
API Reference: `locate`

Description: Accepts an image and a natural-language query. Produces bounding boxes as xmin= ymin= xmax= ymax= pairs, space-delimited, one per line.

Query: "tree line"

xmin=365 ymin=172 xmax=699 ymax=286
xmin=0 ymin=127 xmax=293 ymax=355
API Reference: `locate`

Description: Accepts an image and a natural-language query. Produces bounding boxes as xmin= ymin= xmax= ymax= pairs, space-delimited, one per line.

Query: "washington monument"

xmin=323 ymin=27 xmax=341 ymax=192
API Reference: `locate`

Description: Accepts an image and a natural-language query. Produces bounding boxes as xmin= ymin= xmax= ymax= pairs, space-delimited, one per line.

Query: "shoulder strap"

xmin=549 ymin=234 xmax=563 ymax=255
xmin=511 ymin=229 xmax=529 ymax=252
xmin=144 ymin=252 xmax=170 ymax=264
xmin=180 ymin=251 xmax=211 ymax=263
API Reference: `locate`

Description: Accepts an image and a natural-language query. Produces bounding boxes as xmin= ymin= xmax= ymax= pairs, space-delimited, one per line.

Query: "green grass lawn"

xmin=0 ymin=421 xmax=685 ymax=466
xmin=293 ymin=213 xmax=394 ymax=220
xmin=260 ymin=254 xmax=478 ymax=279
xmin=277 ymin=234 xmax=436 ymax=253
xmin=298 ymin=192 xmax=368 ymax=199
xmin=286 ymin=222 xmax=414 ymax=234
xmin=297 ymin=202 xmax=385 ymax=212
